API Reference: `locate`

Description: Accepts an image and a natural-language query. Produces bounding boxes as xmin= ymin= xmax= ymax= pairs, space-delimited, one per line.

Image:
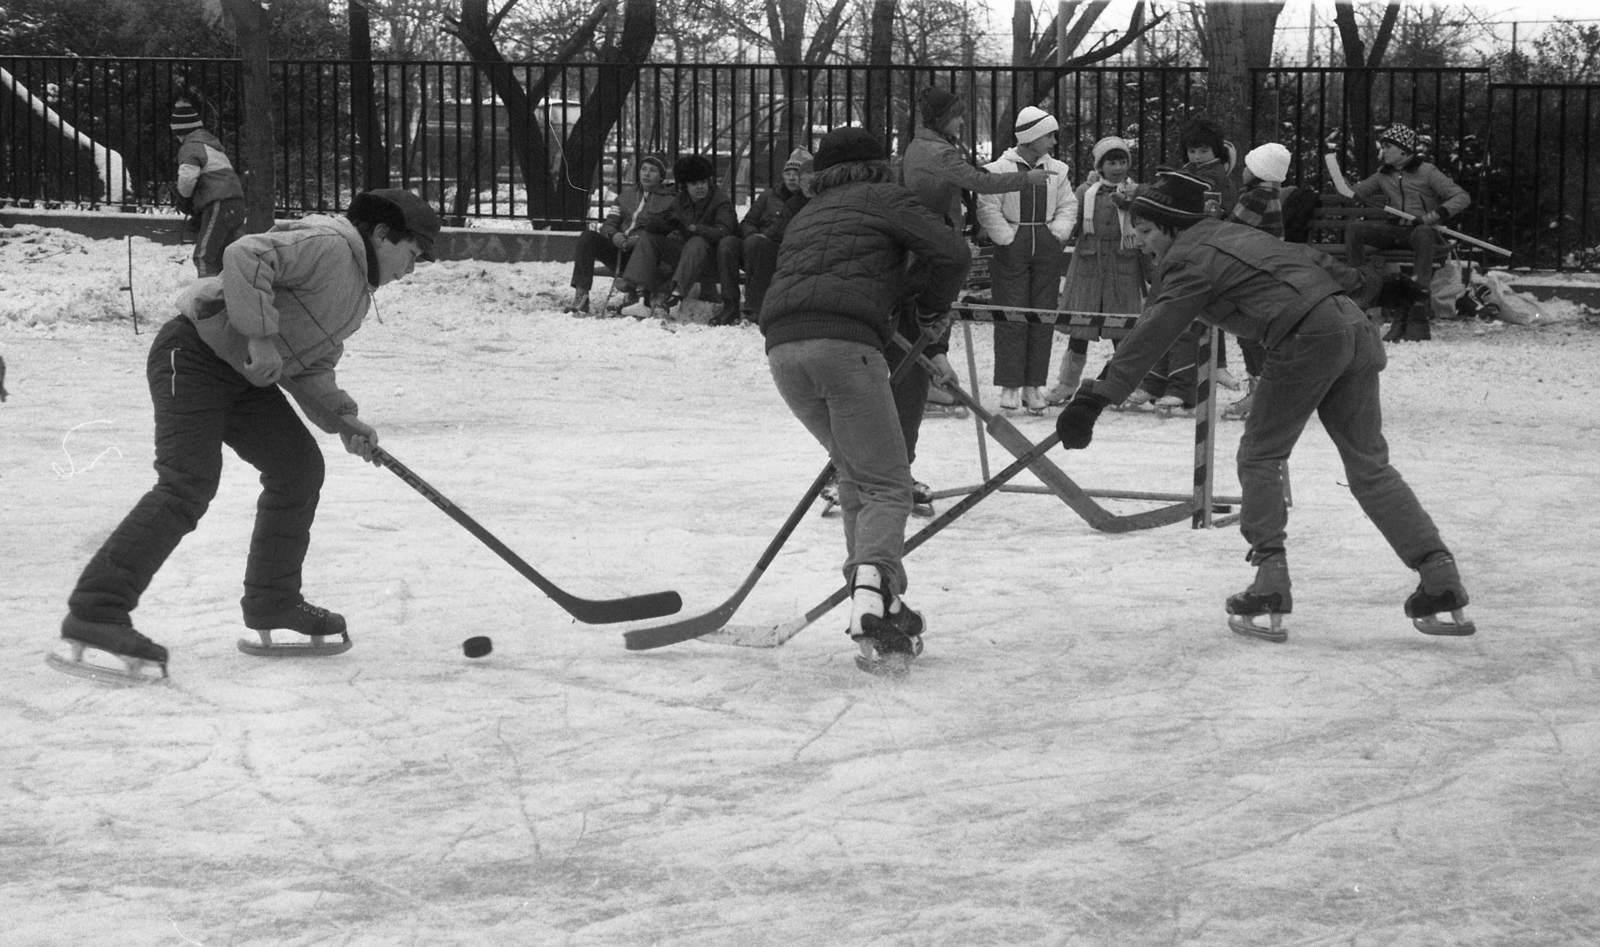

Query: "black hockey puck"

xmin=462 ymin=636 xmax=493 ymax=659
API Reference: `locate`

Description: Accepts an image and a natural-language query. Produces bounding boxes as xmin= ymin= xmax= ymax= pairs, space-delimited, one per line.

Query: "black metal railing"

xmin=2 ymin=56 xmax=1596 ymax=268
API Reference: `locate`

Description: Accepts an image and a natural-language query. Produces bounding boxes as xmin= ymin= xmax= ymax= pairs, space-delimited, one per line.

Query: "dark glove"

xmin=1055 ymin=390 xmax=1110 ymax=450
xmin=1372 ymin=274 xmax=1430 ymax=310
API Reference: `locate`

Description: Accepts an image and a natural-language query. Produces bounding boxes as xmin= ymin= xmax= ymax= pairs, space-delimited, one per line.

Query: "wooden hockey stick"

xmin=278 ymin=376 xmax=682 ymax=625
xmin=1323 ymin=153 xmax=1511 ymax=257
xmin=622 ymin=329 xmax=938 ymax=651
xmin=702 ymin=432 xmax=1065 ymax=649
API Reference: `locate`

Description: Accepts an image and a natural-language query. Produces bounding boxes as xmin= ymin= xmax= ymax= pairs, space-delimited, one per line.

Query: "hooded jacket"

xmin=174 ymin=215 xmax=371 ymax=430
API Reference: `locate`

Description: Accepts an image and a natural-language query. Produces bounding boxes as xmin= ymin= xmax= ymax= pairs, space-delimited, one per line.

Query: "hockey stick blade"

xmin=277 ymin=378 xmax=681 ymax=624
xmin=623 ymin=329 xmax=939 ymax=651
xmin=706 ymin=433 xmax=1066 ymax=648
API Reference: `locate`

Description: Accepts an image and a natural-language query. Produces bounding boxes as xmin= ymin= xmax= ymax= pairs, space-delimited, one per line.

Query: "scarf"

xmin=1081 ymin=178 xmax=1139 ymax=249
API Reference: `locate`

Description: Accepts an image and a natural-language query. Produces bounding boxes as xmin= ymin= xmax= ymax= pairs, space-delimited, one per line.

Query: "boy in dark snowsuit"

xmin=1055 ymin=170 xmax=1475 ymax=644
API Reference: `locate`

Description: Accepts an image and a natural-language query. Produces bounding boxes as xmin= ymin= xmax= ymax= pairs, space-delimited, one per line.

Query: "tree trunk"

xmin=866 ymin=0 xmax=895 ymax=136
xmin=1200 ymin=0 xmax=1283 ymax=144
xmin=221 ymin=0 xmax=276 ymax=232
xmin=1335 ymin=1 xmax=1400 ymax=175
xmin=349 ymin=0 xmax=389 ymax=189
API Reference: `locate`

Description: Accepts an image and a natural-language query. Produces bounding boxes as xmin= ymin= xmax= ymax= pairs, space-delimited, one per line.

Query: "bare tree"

xmin=451 ymin=0 xmax=657 ymax=227
xmin=1334 ymin=0 xmax=1400 ymax=165
xmin=1188 ymin=0 xmax=1284 ymax=147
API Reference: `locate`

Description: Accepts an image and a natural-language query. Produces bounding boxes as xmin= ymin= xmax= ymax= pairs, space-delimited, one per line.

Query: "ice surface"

xmin=3 ymin=226 xmax=1599 ymax=945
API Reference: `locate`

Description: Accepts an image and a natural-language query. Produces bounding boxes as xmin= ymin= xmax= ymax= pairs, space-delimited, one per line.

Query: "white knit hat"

xmin=1014 ymin=106 xmax=1059 ymax=145
xmin=1244 ymin=143 xmax=1291 ymax=184
xmin=1092 ymin=136 xmax=1132 ymax=167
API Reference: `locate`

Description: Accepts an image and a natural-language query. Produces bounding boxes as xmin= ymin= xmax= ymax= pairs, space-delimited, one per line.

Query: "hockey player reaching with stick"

xmin=52 ymin=189 xmax=441 ymax=684
xmin=1053 ymin=169 xmax=1475 ymax=643
xmin=760 ymin=126 xmax=971 ymax=675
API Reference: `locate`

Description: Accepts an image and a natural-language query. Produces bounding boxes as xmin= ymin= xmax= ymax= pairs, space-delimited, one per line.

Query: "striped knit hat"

xmin=1014 ymin=106 xmax=1059 ymax=145
xmin=170 ymin=99 xmax=203 ymax=133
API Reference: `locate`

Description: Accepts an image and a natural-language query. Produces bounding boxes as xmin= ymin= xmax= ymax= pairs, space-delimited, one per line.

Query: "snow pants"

xmin=192 ymin=197 xmax=246 ymax=278
xmin=569 ymin=229 xmax=631 ymax=292
xmin=990 ymin=225 xmax=1061 ymax=388
xmin=768 ymin=339 xmax=913 ymax=595
xmin=1238 ymin=295 xmax=1446 ymax=568
xmin=67 ymin=317 xmax=325 ymax=625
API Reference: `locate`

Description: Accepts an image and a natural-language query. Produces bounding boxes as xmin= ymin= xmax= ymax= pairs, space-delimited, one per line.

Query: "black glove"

xmin=1372 ymin=274 xmax=1429 ymax=310
xmin=1055 ymin=390 xmax=1110 ymax=450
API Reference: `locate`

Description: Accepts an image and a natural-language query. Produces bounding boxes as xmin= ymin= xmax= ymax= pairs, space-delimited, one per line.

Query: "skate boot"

xmin=848 ymin=565 xmax=925 ymax=678
xmin=1222 ymin=376 xmax=1257 ymax=421
xmin=819 ymin=471 xmax=841 ymax=518
xmin=1116 ymin=388 xmax=1155 ymax=412
xmin=923 ymin=385 xmax=969 ymax=419
xmin=563 ymin=288 xmax=590 ymax=315
xmin=1406 ymin=552 xmax=1476 ymax=636
xmin=999 ymin=387 xmax=1021 ymax=411
xmin=49 ymin=615 xmax=169 ymax=684
xmin=1044 ymin=351 xmax=1087 ymax=405
xmin=238 ymin=599 xmax=352 ymax=657
xmin=1023 ymin=386 xmax=1047 ymax=415
xmin=911 ymin=480 xmax=935 ymax=518
xmin=1226 ymin=552 xmax=1292 ymax=643
xmin=1153 ymin=394 xmax=1194 ymax=417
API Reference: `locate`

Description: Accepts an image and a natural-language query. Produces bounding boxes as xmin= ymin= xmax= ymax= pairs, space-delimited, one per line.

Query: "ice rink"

xmin=3 ymin=227 xmax=1598 ymax=945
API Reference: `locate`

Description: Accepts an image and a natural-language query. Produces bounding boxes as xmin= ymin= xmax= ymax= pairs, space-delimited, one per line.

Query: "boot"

xmin=708 ymin=302 xmax=741 ymax=326
xmin=1222 ymin=376 xmax=1258 ymax=421
xmin=1406 ymin=552 xmax=1476 ymax=636
xmin=240 ymin=599 xmax=352 ymax=655
xmin=1045 ymin=350 xmax=1088 ymax=405
xmin=649 ymin=292 xmax=680 ymax=322
xmin=1402 ymin=302 xmax=1432 ymax=341
xmin=1022 ymin=386 xmax=1047 ymax=414
xmin=564 ymin=288 xmax=590 ymax=315
xmin=999 ymin=387 xmax=1021 ymax=411
xmin=849 ymin=564 xmax=924 ymax=677
xmin=1226 ymin=552 xmax=1292 ymax=642
xmin=1382 ymin=307 xmax=1407 ymax=342
xmin=54 ymin=614 xmax=169 ymax=682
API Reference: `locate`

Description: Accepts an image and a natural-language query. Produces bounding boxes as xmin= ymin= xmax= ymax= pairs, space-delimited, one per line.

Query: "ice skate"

xmin=1112 ymin=388 xmax=1155 ymax=412
xmin=999 ymin=387 xmax=1021 ymax=411
xmin=48 ymin=615 xmax=169 ymax=685
xmin=848 ymin=565 xmax=925 ymax=678
xmin=1022 ymin=386 xmax=1047 ymax=415
xmin=1214 ymin=367 xmax=1242 ymax=390
xmin=1222 ymin=376 xmax=1257 ymax=421
xmin=238 ymin=600 xmax=352 ymax=657
xmin=604 ymin=287 xmax=638 ymax=318
xmin=1153 ymin=394 xmax=1194 ymax=417
xmin=911 ymin=480 xmax=935 ymax=519
xmin=1045 ymin=351 xmax=1087 ymax=405
xmin=1226 ymin=553 xmax=1292 ymax=643
xmin=620 ymin=295 xmax=654 ymax=320
xmin=563 ymin=288 xmax=590 ymax=315
xmin=923 ymin=394 xmax=969 ymax=419
xmin=1406 ymin=552 xmax=1476 ymax=636
xmin=820 ymin=471 xmax=840 ymax=518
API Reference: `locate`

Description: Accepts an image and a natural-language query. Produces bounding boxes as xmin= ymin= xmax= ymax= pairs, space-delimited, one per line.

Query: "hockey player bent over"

xmin=53 ymin=189 xmax=441 ymax=683
xmin=760 ymin=126 xmax=970 ymax=675
xmin=1053 ymin=169 xmax=1474 ymax=643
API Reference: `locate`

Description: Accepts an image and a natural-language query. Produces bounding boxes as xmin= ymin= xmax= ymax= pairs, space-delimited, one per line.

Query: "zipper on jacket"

xmin=170 ymin=348 xmax=179 ymax=397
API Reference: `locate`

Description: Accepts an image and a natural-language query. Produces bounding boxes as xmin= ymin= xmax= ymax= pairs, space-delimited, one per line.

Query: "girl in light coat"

xmin=975 ymin=106 xmax=1078 ymax=413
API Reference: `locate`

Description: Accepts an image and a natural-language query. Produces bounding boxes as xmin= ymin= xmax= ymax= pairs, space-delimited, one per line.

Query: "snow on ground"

xmin=3 ymin=225 xmax=1600 ymax=946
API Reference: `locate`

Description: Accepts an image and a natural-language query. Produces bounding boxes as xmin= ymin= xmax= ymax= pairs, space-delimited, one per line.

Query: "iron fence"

xmin=2 ymin=56 xmax=1597 ymax=268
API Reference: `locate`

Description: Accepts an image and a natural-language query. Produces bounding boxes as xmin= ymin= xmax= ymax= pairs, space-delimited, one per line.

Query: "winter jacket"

xmin=1181 ymin=156 xmax=1238 ymax=219
xmin=1090 ymin=217 xmax=1364 ymax=405
xmin=598 ymin=181 xmax=678 ymax=241
xmin=1230 ymin=182 xmax=1285 ymax=238
xmin=174 ymin=215 xmax=370 ymax=431
xmin=638 ymin=186 xmax=738 ymax=242
xmin=761 ymin=180 xmax=971 ymax=353
xmin=175 ymin=129 xmax=245 ymax=210
xmin=975 ymin=149 xmax=1077 ymax=246
xmin=1061 ymin=179 xmax=1146 ymax=322
xmin=1352 ymin=156 xmax=1470 ymax=222
xmin=739 ymin=183 xmax=810 ymax=242
xmin=901 ymin=126 xmax=1033 ymax=231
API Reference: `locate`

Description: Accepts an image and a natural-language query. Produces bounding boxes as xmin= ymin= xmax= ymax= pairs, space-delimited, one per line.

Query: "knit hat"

xmin=919 ymin=87 xmax=963 ymax=130
xmin=1092 ymin=136 xmax=1132 ymax=168
xmin=673 ymin=154 xmax=715 ymax=184
xmin=1379 ymin=123 xmax=1418 ymax=154
xmin=783 ymin=147 xmax=814 ymax=174
xmin=1014 ymin=106 xmax=1059 ymax=145
xmin=347 ymin=188 xmax=443 ymax=261
xmin=1244 ymin=142 xmax=1291 ymax=184
xmin=638 ymin=154 xmax=668 ymax=180
xmin=1122 ymin=168 xmax=1210 ymax=228
xmin=170 ymin=99 xmax=203 ymax=134
xmin=813 ymin=126 xmax=885 ymax=172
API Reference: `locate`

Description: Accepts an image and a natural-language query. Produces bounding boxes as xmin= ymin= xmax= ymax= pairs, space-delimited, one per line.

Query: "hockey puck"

xmin=462 ymin=636 xmax=493 ymax=659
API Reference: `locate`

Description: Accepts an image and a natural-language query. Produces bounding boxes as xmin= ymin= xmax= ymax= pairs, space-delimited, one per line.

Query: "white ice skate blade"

xmin=1413 ymin=609 xmax=1477 ymax=637
xmin=1228 ymin=612 xmax=1288 ymax=643
xmin=236 ymin=630 xmax=353 ymax=657
xmin=44 ymin=650 xmax=167 ymax=686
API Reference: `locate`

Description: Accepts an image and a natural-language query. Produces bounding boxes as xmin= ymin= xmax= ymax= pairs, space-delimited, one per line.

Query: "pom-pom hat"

xmin=1121 ymin=168 xmax=1211 ymax=227
xmin=1014 ymin=106 xmax=1059 ymax=145
xmin=783 ymin=148 xmax=814 ymax=173
xmin=1244 ymin=143 xmax=1291 ymax=184
xmin=813 ymin=126 xmax=885 ymax=172
xmin=170 ymin=99 xmax=203 ymax=133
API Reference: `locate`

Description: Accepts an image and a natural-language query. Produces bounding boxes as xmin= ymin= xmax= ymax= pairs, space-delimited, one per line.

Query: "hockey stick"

xmin=622 ymin=329 xmax=938 ymax=651
xmin=703 ymin=431 xmax=1066 ymax=648
xmin=1323 ymin=153 xmax=1511 ymax=257
xmin=891 ymin=333 xmax=1194 ymax=534
xmin=278 ymin=377 xmax=682 ymax=624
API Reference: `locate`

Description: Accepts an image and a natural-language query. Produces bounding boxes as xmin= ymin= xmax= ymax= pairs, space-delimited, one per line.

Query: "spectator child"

xmin=171 ymin=98 xmax=247 ymax=278
xmin=715 ymin=147 xmax=813 ymax=326
xmin=622 ymin=154 xmax=739 ymax=322
xmin=567 ymin=154 xmax=673 ymax=316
